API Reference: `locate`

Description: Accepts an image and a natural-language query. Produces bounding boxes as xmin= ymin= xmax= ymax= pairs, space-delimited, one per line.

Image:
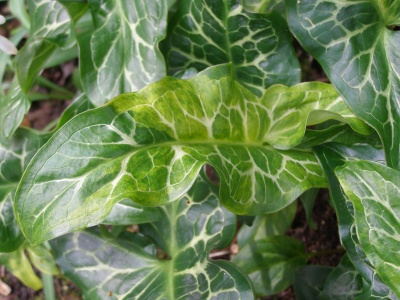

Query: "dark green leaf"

xmin=51 ymin=173 xmax=254 ymax=299
xmin=293 ymin=265 xmax=333 ymax=300
xmin=287 ymin=0 xmax=400 ymax=169
xmin=64 ymin=0 xmax=168 ymax=106
xmin=315 ymin=143 xmax=396 ymax=298
xmin=321 ymin=254 xmax=363 ymax=299
xmin=336 ymin=161 xmax=400 ymax=297
xmin=164 ymin=0 xmax=300 ymax=96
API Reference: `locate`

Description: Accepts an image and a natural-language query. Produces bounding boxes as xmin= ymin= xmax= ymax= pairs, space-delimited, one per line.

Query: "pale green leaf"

xmin=12 ymin=64 xmax=369 ymax=243
xmin=0 ymin=247 xmax=42 ymax=290
xmin=232 ymin=235 xmax=307 ymax=296
xmin=51 ymin=173 xmax=254 ymax=299
xmin=65 ymin=0 xmax=168 ymax=106
xmin=27 ymin=243 xmax=59 ymax=275
xmin=336 ymin=161 xmax=400 ymax=297
xmin=287 ymin=0 xmax=400 ymax=170
xmin=164 ymin=0 xmax=300 ymax=96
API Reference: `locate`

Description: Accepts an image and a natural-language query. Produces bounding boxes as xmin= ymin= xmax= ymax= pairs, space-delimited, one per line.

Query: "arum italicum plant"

xmin=1 ymin=0 xmax=400 ymax=298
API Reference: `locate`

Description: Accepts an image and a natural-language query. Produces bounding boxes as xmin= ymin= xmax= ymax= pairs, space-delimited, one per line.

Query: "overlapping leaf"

xmin=232 ymin=235 xmax=306 ymax=296
xmin=336 ymin=161 xmax=400 ymax=297
xmin=315 ymin=143 xmax=397 ymax=298
xmin=51 ymin=173 xmax=254 ymax=299
xmin=15 ymin=64 xmax=374 ymax=244
xmin=1 ymin=0 xmax=74 ymax=144
xmin=62 ymin=0 xmax=168 ymax=106
xmin=287 ymin=0 xmax=400 ymax=170
xmin=164 ymin=0 xmax=300 ymax=96
xmin=0 ymin=128 xmax=49 ymax=252
xmin=293 ymin=265 xmax=333 ymax=300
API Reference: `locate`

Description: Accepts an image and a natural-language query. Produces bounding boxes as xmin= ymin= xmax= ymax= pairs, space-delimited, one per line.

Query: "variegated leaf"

xmin=287 ymin=0 xmax=400 ymax=170
xmin=15 ymin=64 xmax=371 ymax=244
xmin=164 ymin=0 xmax=300 ymax=96
xmin=336 ymin=161 xmax=400 ymax=297
xmin=315 ymin=143 xmax=396 ymax=298
xmin=51 ymin=173 xmax=254 ymax=299
xmin=0 ymin=128 xmax=49 ymax=252
xmin=63 ymin=0 xmax=168 ymax=106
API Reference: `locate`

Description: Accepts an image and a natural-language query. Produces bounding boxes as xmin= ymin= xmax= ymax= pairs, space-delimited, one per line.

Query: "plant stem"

xmin=36 ymin=76 xmax=75 ymax=99
xmin=41 ymin=272 xmax=56 ymax=300
xmin=29 ymin=92 xmax=71 ymax=101
xmin=305 ymin=248 xmax=346 ymax=259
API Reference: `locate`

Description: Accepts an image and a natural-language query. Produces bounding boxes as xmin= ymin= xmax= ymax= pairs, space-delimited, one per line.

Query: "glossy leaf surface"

xmin=51 ymin=173 xmax=254 ymax=299
xmin=164 ymin=0 xmax=300 ymax=96
xmin=315 ymin=143 xmax=396 ymax=298
xmin=232 ymin=235 xmax=306 ymax=296
xmin=65 ymin=0 xmax=167 ymax=106
xmin=287 ymin=0 xmax=400 ymax=169
xmin=336 ymin=161 xmax=400 ymax=297
xmin=14 ymin=65 xmax=370 ymax=244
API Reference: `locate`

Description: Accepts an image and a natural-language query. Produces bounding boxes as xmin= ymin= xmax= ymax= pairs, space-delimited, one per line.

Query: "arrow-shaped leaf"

xmin=164 ymin=0 xmax=300 ymax=96
xmin=336 ymin=161 xmax=400 ymax=297
xmin=15 ymin=64 xmax=373 ymax=244
xmin=287 ymin=0 xmax=400 ymax=170
xmin=51 ymin=172 xmax=254 ymax=299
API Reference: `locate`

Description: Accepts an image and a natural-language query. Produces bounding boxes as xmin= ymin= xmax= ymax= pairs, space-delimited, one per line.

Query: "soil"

xmin=0 ymin=7 xmax=343 ymax=299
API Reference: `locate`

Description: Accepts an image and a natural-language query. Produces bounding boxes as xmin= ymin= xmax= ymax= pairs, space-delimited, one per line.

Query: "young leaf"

xmin=336 ymin=161 xmax=400 ymax=297
xmin=315 ymin=143 xmax=396 ymax=298
xmin=231 ymin=235 xmax=307 ymax=296
xmin=287 ymin=0 xmax=400 ymax=170
xmin=13 ymin=64 xmax=371 ymax=243
xmin=0 ymin=247 xmax=42 ymax=290
xmin=62 ymin=0 xmax=168 ymax=106
xmin=51 ymin=173 xmax=254 ymax=299
xmin=164 ymin=0 xmax=300 ymax=96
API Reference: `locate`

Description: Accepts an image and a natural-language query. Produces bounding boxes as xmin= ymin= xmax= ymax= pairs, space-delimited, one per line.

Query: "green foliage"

xmin=1 ymin=0 xmax=400 ymax=298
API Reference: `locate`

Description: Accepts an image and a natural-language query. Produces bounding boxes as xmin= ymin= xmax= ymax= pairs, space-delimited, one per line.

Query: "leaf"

xmin=15 ymin=0 xmax=73 ymax=92
xmin=51 ymin=173 xmax=254 ymax=299
xmin=237 ymin=200 xmax=297 ymax=248
xmin=299 ymin=188 xmax=318 ymax=230
xmin=13 ymin=64 xmax=370 ymax=244
xmin=232 ymin=235 xmax=307 ymax=296
xmin=0 ymin=247 xmax=42 ymax=290
xmin=56 ymin=94 xmax=95 ymax=130
xmin=27 ymin=243 xmax=59 ymax=275
xmin=102 ymin=199 xmax=161 ymax=225
xmin=336 ymin=161 xmax=400 ymax=297
xmin=321 ymin=254 xmax=363 ymax=299
xmin=314 ymin=143 xmax=396 ymax=298
xmin=0 ymin=128 xmax=49 ymax=252
xmin=293 ymin=265 xmax=333 ymax=300
xmin=164 ymin=0 xmax=300 ymax=96
xmin=286 ymin=0 xmax=400 ymax=170
xmin=63 ymin=0 xmax=168 ymax=106
xmin=0 ymin=78 xmax=30 ymax=146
